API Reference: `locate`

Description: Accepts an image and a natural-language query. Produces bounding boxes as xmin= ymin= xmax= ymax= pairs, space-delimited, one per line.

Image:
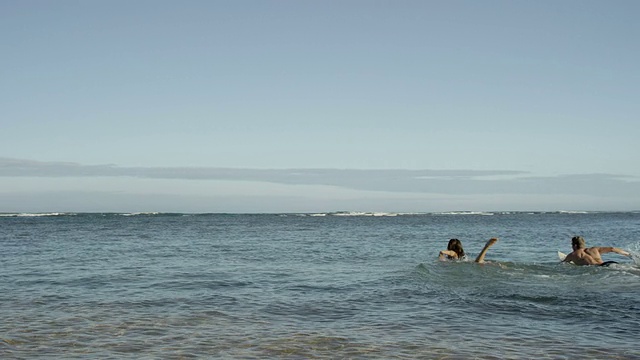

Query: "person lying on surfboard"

xmin=439 ymin=238 xmax=498 ymax=264
xmin=562 ymin=236 xmax=631 ymax=266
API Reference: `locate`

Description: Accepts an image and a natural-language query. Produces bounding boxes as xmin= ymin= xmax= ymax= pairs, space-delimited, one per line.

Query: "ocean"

xmin=1 ymin=211 xmax=639 ymax=359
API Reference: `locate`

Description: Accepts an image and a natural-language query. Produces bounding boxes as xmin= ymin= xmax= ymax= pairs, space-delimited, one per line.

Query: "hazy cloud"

xmin=1 ymin=157 xmax=639 ymax=197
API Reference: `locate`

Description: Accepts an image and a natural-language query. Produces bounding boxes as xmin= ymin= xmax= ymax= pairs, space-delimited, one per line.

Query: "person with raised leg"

xmin=439 ymin=238 xmax=499 ymax=263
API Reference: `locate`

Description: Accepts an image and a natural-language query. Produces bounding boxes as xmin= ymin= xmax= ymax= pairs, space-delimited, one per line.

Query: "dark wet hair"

xmin=447 ymin=238 xmax=465 ymax=259
xmin=572 ymin=236 xmax=586 ymax=249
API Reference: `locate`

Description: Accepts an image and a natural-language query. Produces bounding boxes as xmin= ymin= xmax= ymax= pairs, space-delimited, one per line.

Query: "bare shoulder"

xmin=585 ymin=247 xmax=603 ymax=255
xmin=563 ymin=251 xmax=578 ymax=261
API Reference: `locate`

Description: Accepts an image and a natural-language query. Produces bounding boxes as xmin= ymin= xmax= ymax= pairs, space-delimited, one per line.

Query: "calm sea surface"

xmin=2 ymin=211 xmax=640 ymax=359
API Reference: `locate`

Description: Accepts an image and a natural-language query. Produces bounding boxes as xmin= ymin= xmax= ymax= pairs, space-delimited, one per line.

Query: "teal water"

xmin=1 ymin=212 xmax=640 ymax=359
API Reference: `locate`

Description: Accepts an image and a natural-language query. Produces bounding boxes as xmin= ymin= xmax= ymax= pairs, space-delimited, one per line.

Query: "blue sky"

xmin=1 ymin=0 xmax=639 ymax=213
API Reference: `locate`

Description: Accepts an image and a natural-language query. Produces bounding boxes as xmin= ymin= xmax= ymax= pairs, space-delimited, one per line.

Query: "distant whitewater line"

xmin=0 ymin=212 xmax=74 ymax=217
xmin=2 ymin=210 xmax=637 ymax=218
xmin=297 ymin=210 xmax=601 ymax=217
xmin=0 ymin=212 xmax=160 ymax=217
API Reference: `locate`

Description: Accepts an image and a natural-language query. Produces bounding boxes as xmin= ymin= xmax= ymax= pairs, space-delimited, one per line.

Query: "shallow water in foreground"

xmin=2 ymin=212 xmax=640 ymax=359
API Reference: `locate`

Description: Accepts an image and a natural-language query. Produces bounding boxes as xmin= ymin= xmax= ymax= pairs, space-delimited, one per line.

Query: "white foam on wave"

xmin=434 ymin=211 xmax=495 ymax=216
xmin=296 ymin=211 xmax=401 ymax=217
xmin=0 ymin=212 xmax=73 ymax=217
xmin=330 ymin=211 xmax=399 ymax=217
xmin=119 ymin=212 xmax=161 ymax=216
xmin=628 ymin=251 xmax=640 ymax=266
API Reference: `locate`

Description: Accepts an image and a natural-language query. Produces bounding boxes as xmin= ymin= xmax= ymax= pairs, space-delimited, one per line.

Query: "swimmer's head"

xmin=447 ymin=238 xmax=465 ymax=258
xmin=572 ymin=236 xmax=586 ymax=250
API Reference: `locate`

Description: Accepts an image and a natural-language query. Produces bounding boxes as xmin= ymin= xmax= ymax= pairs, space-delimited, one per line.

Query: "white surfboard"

xmin=557 ymin=251 xmax=567 ymax=261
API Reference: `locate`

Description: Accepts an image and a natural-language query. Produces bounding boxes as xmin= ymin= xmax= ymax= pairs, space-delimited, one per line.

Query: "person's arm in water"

xmin=474 ymin=238 xmax=498 ymax=263
xmin=439 ymin=250 xmax=458 ymax=260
